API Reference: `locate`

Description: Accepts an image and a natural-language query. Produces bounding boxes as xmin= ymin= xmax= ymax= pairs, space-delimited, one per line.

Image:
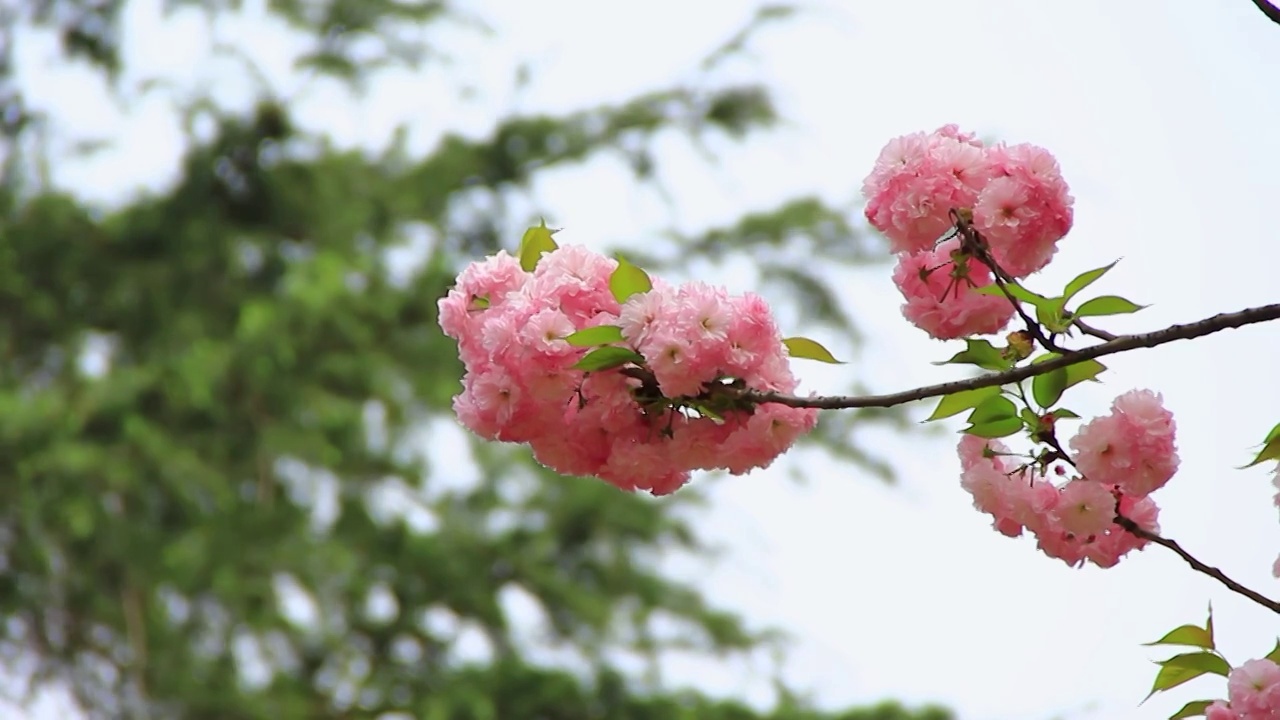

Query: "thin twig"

xmin=951 ymin=210 xmax=1064 ymax=353
xmin=1113 ymin=514 xmax=1280 ymax=614
xmin=741 ymin=302 xmax=1280 ymax=410
xmin=1250 ymin=0 xmax=1280 ymax=26
xmin=1040 ymin=435 xmax=1280 ymax=614
xmin=1072 ymin=319 xmax=1117 ymax=341
xmin=991 ymin=269 xmax=1063 ymax=353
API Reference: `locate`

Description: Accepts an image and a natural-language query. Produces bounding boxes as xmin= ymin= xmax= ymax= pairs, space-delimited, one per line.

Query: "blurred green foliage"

xmin=0 ymin=2 xmax=941 ymax=718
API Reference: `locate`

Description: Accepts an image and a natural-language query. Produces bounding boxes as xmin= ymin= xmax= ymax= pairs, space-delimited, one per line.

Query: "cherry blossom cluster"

xmin=959 ymin=389 xmax=1178 ymax=568
xmin=437 ymin=244 xmax=818 ymax=495
xmin=1205 ymin=659 xmax=1280 ymax=720
xmin=862 ymin=125 xmax=1074 ymax=340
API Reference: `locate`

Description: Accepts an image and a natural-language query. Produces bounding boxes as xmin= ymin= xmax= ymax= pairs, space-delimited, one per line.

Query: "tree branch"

xmin=1039 ymin=435 xmax=1280 ymax=615
xmin=742 ymin=302 xmax=1280 ymax=410
xmin=1114 ymin=514 xmax=1280 ymax=614
xmin=1250 ymin=0 xmax=1280 ymax=26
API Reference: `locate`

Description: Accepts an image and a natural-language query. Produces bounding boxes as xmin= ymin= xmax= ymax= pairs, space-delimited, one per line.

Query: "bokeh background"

xmin=2 ymin=1 xmax=1279 ymax=719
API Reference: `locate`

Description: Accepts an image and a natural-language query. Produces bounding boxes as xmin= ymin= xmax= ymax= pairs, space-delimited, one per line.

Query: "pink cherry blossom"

xmin=1082 ymin=494 xmax=1158 ymax=569
xmin=1229 ymin=659 xmax=1280 ymax=720
xmin=438 ymin=250 xmax=528 ymax=359
xmin=862 ymin=128 xmax=1074 ymax=277
xmin=720 ymin=404 xmax=820 ymax=475
xmin=1070 ymin=389 xmax=1179 ymax=498
xmin=529 ymin=244 xmax=621 ymax=322
xmin=973 ymin=142 xmax=1074 ymax=277
xmin=892 ymin=238 xmax=1016 ymax=339
xmin=958 ymin=436 xmax=1159 ymax=569
xmin=862 ymin=126 xmax=991 ymax=254
xmin=1051 ymin=480 xmax=1116 ymax=538
xmin=959 ymin=436 xmax=1056 ymax=538
xmin=439 ymin=242 xmax=818 ymax=495
xmin=1205 ymin=701 xmax=1238 ymax=720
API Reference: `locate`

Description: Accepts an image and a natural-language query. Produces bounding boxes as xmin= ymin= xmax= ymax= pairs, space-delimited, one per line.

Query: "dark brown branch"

xmin=1039 ymin=435 xmax=1280 ymax=614
xmin=1115 ymin=515 xmax=1280 ymax=613
xmin=951 ymin=210 xmax=1065 ymax=354
xmin=1251 ymin=0 xmax=1280 ymax=26
xmin=741 ymin=302 xmax=1280 ymax=409
xmin=1073 ymin=319 xmax=1117 ymax=342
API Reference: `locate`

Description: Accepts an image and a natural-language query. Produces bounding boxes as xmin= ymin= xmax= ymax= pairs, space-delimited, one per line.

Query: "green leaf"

xmin=1143 ymin=625 xmax=1214 ymax=650
xmin=572 ymin=346 xmax=645 ymax=372
xmin=1169 ymin=700 xmax=1215 ymax=719
xmin=688 ymin=401 xmax=725 ymax=423
xmin=1064 ymin=359 xmax=1107 ymax=387
xmin=471 ymin=294 xmax=490 ymax=309
xmin=1168 ymin=651 xmax=1232 ymax=676
xmin=1063 ymin=260 xmax=1119 ymax=301
xmin=518 ymin=219 xmax=560 ymax=272
xmin=1241 ymin=422 xmax=1280 ymax=468
xmin=609 ymin=255 xmax=653 ymax=303
xmin=1264 ymin=638 xmax=1280 ymax=664
xmin=1033 ymin=354 xmax=1108 ymax=393
xmin=1265 ymin=422 xmax=1280 ymax=444
xmin=975 ymin=281 xmax=1053 ymax=308
xmin=565 ymin=325 xmax=626 ymax=347
xmin=1051 ymin=408 xmax=1081 ymax=420
xmin=1036 ymin=297 xmax=1069 ymax=333
xmin=964 ymin=417 xmax=1024 ymax=439
xmin=1075 ymin=295 xmax=1147 ymax=317
xmin=1241 ymin=437 xmax=1280 ymax=468
xmin=1032 ymin=367 xmax=1069 ymax=409
xmin=783 ymin=336 xmax=843 ymax=364
xmin=932 ymin=338 xmax=1012 ymax=371
xmin=925 ymin=385 xmax=1003 ymax=422
xmin=968 ymin=395 xmax=1017 ymax=424
xmin=1145 ymin=652 xmax=1233 ymax=700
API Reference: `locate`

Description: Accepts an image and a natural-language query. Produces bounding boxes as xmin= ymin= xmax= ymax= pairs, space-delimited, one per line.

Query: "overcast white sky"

xmin=9 ymin=0 xmax=1280 ymax=718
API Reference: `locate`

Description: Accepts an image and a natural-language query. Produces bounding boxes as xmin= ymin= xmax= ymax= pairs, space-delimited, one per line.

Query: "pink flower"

xmin=438 ymin=250 xmax=529 ymax=357
xmin=958 ymin=436 xmax=1056 ymax=537
xmin=893 ymin=238 xmax=1016 ymax=339
xmin=529 ymin=245 xmax=620 ymax=322
xmin=1229 ymin=659 xmax=1280 ymax=719
xmin=959 ymin=435 xmax=1160 ymax=569
xmin=719 ymin=404 xmax=820 ymax=475
xmin=1070 ymin=389 xmax=1179 ymax=498
xmin=457 ymin=368 xmax=523 ymax=440
xmin=680 ymin=282 xmax=733 ymax=346
xmin=862 ymin=126 xmax=992 ymax=254
xmin=1034 ymin=527 xmax=1088 ymax=567
xmin=1080 ymin=494 xmax=1159 ymax=569
xmin=724 ymin=291 xmax=784 ymax=375
xmin=973 ymin=142 xmax=1074 ymax=277
xmin=1051 ymin=480 xmax=1116 ymax=538
xmin=1205 ymin=701 xmax=1238 ymax=720
xmin=440 ymin=243 xmax=818 ymax=495
xmin=619 ymin=289 xmax=667 ymax=348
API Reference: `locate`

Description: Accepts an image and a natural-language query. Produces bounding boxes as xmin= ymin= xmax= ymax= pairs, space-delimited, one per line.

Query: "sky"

xmin=8 ymin=0 xmax=1280 ymax=718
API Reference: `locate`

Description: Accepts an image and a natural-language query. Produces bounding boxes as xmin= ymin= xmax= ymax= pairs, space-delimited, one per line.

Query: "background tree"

xmin=0 ymin=2 xmax=936 ymax=718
